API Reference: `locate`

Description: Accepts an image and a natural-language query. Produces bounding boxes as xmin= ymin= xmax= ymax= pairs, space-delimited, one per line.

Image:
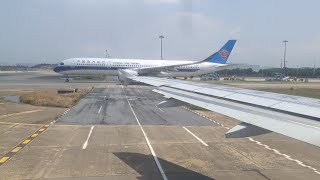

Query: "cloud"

xmin=229 ymin=26 xmax=241 ymax=39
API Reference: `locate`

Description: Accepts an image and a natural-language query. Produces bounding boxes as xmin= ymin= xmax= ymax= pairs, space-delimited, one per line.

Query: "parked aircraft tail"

xmin=204 ymin=40 xmax=237 ymax=64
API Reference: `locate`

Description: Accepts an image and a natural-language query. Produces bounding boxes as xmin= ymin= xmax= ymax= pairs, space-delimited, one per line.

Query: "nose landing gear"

xmin=64 ymin=75 xmax=70 ymax=83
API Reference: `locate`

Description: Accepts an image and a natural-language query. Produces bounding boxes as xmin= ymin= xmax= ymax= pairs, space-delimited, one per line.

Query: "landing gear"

xmin=184 ymin=77 xmax=187 ymax=80
xmin=65 ymin=75 xmax=70 ymax=83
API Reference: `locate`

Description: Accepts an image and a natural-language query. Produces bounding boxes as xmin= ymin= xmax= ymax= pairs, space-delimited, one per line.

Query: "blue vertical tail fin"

xmin=204 ymin=40 xmax=237 ymax=64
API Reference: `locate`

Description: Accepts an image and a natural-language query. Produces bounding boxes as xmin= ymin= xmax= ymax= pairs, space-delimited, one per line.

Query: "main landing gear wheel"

xmin=65 ymin=79 xmax=69 ymax=83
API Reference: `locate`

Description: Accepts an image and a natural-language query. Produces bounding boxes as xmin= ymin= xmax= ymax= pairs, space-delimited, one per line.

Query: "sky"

xmin=0 ymin=0 xmax=320 ymax=67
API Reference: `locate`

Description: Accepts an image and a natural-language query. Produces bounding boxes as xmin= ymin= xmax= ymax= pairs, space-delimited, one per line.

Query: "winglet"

xmin=204 ymin=40 xmax=237 ymax=64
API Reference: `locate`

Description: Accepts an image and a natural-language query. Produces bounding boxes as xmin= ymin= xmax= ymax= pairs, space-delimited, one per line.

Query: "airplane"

xmin=53 ymin=40 xmax=237 ymax=82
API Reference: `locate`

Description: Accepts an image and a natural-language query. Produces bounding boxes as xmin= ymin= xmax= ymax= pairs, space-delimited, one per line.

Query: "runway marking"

xmin=182 ymin=106 xmax=220 ymax=126
xmin=0 ymin=103 xmax=4 ymax=104
xmin=0 ymin=109 xmax=43 ymax=119
xmin=157 ymin=107 xmax=164 ymax=112
xmin=31 ymin=133 xmax=39 ymax=137
xmin=51 ymin=108 xmax=70 ymax=125
xmin=0 ymin=121 xmax=43 ymax=126
xmin=183 ymin=126 xmax=208 ymax=147
xmin=122 ymin=85 xmax=168 ymax=180
xmin=62 ymin=109 xmax=70 ymax=115
xmin=82 ymin=126 xmax=95 ymax=149
xmin=22 ymin=139 xmax=31 ymax=144
xmin=184 ymin=106 xmax=320 ymax=176
xmin=98 ymin=105 xmax=102 ymax=114
xmin=11 ymin=147 xmax=22 ymax=153
xmin=0 ymin=124 xmax=50 ymax=166
xmin=248 ymin=137 xmax=320 ymax=175
xmin=0 ymin=157 xmax=9 ymax=163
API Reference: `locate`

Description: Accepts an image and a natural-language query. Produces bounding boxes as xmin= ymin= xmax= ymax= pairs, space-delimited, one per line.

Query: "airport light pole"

xmin=106 ymin=49 xmax=109 ymax=58
xmin=159 ymin=35 xmax=164 ymax=60
xmin=313 ymin=63 xmax=316 ymax=78
xmin=283 ymin=40 xmax=288 ymax=76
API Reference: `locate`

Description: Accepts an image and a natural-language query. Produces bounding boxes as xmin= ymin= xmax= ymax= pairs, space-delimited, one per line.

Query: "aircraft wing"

xmin=135 ymin=60 xmax=206 ymax=75
xmin=128 ymin=76 xmax=320 ymax=147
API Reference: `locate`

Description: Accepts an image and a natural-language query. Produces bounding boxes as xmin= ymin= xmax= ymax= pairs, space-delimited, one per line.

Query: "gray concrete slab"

xmin=58 ymin=86 xmax=217 ymax=126
xmin=0 ymin=124 xmax=42 ymax=156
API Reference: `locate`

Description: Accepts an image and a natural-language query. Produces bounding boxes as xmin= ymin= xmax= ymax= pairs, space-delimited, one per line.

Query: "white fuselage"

xmin=53 ymin=58 xmax=227 ymax=77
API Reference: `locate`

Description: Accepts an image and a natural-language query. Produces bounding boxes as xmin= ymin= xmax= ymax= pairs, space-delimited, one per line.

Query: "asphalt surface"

xmin=1 ymin=72 xmax=320 ymax=180
xmin=58 ymin=86 xmax=216 ymax=126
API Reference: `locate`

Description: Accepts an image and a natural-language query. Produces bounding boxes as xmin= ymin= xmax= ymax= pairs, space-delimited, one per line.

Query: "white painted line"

xmin=82 ymin=126 xmax=94 ymax=149
xmin=247 ymin=137 xmax=320 ymax=175
xmin=183 ymin=126 xmax=208 ymax=147
xmin=182 ymin=105 xmax=320 ymax=174
xmin=122 ymin=85 xmax=168 ymax=180
xmin=157 ymin=107 xmax=164 ymax=112
xmin=98 ymin=105 xmax=102 ymax=114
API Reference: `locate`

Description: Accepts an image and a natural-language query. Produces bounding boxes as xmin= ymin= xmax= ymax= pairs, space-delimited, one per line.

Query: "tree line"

xmin=217 ymin=68 xmax=320 ymax=78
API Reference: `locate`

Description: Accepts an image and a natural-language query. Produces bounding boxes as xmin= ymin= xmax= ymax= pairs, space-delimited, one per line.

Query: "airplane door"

xmin=105 ymin=61 xmax=112 ymax=75
xmin=106 ymin=61 xmax=112 ymax=68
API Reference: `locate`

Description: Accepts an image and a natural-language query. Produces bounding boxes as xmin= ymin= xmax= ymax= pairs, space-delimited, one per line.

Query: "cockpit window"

xmin=60 ymin=62 xmax=64 ymax=65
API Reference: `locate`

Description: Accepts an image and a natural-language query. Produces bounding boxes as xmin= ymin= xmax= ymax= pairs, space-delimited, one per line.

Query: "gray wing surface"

xmin=129 ymin=76 xmax=320 ymax=147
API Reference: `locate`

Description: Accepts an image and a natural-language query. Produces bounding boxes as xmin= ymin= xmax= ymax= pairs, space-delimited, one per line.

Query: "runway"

xmin=58 ymin=86 xmax=216 ymax=126
xmin=1 ymin=72 xmax=320 ymax=179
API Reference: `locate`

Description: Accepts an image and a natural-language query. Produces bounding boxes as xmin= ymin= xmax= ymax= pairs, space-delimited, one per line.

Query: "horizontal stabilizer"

xmin=225 ymin=122 xmax=271 ymax=138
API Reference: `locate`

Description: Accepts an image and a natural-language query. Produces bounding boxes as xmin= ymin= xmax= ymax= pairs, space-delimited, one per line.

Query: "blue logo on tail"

xmin=205 ymin=40 xmax=237 ymax=64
